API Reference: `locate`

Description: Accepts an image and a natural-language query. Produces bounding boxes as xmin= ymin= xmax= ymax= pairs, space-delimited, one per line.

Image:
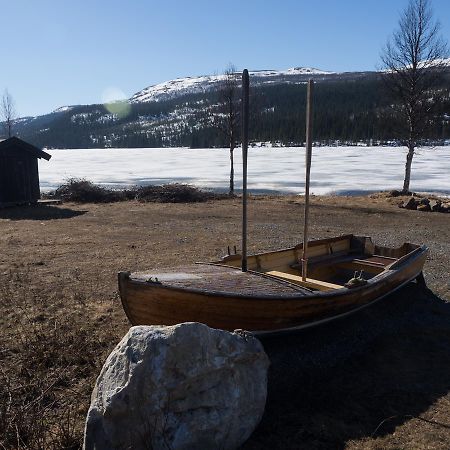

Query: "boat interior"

xmin=216 ymin=235 xmax=421 ymax=292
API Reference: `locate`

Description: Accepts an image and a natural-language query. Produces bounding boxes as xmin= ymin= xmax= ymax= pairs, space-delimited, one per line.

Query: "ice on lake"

xmin=38 ymin=146 xmax=450 ymax=196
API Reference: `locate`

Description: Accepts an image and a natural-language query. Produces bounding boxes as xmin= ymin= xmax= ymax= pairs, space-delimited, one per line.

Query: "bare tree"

xmin=214 ymin=64 xmax=240 ymax=195
xmin=1 ymin=89 xmax=17 ymax=138
xmin=381 ymin=0 xmax=448 ymax=193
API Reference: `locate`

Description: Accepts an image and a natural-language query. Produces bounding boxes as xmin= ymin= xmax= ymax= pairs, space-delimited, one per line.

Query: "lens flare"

xmin=102 ymin=87 xmax=131 ymax=118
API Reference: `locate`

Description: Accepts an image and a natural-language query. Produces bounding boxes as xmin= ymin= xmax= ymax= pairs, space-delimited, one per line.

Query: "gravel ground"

xmin=245 ymin=286 xmax=450 ymax=449
xmin=0 ymin=193 xmax=449 ymax=449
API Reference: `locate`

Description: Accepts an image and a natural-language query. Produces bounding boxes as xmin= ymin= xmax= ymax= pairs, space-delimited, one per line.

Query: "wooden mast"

xmin=302 ymin=79 xmax=314 ymax=281
xmin=241 ymin=69 xmax=249 ymax=272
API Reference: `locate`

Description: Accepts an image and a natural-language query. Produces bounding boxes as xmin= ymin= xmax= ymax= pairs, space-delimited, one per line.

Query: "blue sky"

xmin=1 ymin=0 xmax=449 ymax=117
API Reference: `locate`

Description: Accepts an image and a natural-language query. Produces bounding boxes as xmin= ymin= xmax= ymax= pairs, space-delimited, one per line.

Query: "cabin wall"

xmin=0 ymin=149 xmax=41 ymax=203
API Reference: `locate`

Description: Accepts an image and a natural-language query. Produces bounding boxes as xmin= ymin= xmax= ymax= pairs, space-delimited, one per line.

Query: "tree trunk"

xmin=402 ymin=145 xmax=415 ymax=193
xmin=229 ymin=145 xmax=234 ymax=195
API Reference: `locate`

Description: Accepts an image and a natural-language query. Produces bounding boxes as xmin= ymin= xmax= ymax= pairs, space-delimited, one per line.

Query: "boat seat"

xmin=333 ymin=254 xmax=396 ymax=274
xmin=291 ymin=253 xmax=396 ymax=275
xmin=290 ymin=252 xmax=353 ymax=271
xmin=266 ymin=271 xmax=344 ymax=291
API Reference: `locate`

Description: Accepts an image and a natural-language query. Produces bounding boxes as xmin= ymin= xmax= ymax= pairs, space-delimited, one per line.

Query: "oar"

xmin=241 ymin=69 xmax=249 ymax=272
xmin=302 ymin=79 xmax=314 ymax=281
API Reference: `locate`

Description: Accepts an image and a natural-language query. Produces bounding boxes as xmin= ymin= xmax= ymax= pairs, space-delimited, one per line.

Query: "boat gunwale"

xmin=216 ymin=234 xmax=356 ymax=264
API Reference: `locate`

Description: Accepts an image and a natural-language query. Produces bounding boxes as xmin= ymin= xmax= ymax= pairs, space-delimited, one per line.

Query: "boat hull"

xmin=118 ymin=240 xmax=428 ymax=335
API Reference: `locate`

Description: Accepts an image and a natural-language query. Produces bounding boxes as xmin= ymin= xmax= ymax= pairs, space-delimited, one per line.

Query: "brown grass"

xmin=0 ymin=194 xmax=449 ymax=449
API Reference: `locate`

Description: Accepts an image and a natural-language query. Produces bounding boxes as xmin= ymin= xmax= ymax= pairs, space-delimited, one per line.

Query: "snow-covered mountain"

xmin=130 ymin=61 xmax=450 ymax=104
xmin=9 ymin=63 xmax=449 ymax=149
xmin=130 ymin=67 xmax=338 ymax=104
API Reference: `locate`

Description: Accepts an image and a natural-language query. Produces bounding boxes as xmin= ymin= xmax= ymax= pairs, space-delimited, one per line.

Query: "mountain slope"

xmin=6 ymin=66 xmax=450 ymax=148
xmin=129 ymin=67 xmax=339 ymax=103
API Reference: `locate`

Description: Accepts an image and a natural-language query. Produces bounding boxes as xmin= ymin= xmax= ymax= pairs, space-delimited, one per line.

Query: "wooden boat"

xmin=118 ymin=73 xmax=428 ymax=336
xmin=118 ymin=234 xmax=427 ymax=335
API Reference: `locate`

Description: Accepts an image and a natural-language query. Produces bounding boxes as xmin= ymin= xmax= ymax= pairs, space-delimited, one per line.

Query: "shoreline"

xmin=40 ymin=181 xmax=450 ymax=199
xmin=42 ymin=142 xmax=450 ymax=151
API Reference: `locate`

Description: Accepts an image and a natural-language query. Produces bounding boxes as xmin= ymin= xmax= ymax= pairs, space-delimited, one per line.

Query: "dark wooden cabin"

xmin=0 ymin=137 xmax=51 ymax=205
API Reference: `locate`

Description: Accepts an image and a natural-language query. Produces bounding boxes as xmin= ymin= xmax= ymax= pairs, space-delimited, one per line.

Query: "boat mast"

xmin=241 ymin=69 xmax=249 ymax=272
xmin=302 ymin=79 xmax=314 ymax=281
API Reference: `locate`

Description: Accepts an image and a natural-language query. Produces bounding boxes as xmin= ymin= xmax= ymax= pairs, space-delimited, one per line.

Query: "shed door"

xmin=0 ymin=156 xmax=30 ymax=202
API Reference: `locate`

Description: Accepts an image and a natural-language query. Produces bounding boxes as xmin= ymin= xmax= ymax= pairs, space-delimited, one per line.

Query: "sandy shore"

xmin=0 ymin=194 xmax=449 ymax=448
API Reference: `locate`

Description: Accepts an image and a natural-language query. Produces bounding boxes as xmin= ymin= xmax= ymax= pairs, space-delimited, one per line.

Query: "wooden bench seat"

xmin=291 ymin=253 xmax=397 ymax=275
xmin=290 ymin=251 xmax=355 ymax=270
xmin=266 ymin=271 xmax=344 ymax=291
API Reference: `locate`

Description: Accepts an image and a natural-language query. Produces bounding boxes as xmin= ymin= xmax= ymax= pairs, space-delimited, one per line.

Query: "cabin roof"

xmin=0 ymin=136 xmax=51 ymax=161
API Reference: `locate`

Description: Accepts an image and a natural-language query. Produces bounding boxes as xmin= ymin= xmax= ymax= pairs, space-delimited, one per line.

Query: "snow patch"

xmin=53 ymin=106 xmax=75 ymax=113
xmin=38 ymin=146 xmax=450 ymax=197
xmin=130 ymin=67 xmax=335 ymax=104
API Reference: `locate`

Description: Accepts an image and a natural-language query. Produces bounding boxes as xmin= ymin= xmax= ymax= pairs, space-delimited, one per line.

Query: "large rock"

xmin=84 ymin=323 xmax=269 ymax=450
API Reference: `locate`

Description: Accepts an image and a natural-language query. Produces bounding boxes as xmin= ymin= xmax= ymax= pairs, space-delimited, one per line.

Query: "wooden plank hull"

xmin=118 ymin=237 xmax=428 ymax=335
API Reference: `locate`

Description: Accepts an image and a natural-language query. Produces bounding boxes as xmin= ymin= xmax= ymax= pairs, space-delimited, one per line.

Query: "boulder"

xmin=419 ymin=197 xmax=430 ymax=205
xmin=84 ymin=323 xmax=270 ymax=450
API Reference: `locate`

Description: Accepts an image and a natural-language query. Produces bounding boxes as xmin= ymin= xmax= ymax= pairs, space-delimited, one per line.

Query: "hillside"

xmin=6 ymin=66 xmax=450 ymax=149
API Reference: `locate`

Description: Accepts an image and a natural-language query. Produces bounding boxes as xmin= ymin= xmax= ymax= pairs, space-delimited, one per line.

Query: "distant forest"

xmin=10 ymin=74 xmax=450 ymax=149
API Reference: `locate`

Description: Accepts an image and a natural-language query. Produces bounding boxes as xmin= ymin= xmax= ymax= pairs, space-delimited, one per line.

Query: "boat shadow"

xmin=244 ymin=284 xmax=450 ymax=449
xmin=0 ymin=204 xmax=87 ymax=221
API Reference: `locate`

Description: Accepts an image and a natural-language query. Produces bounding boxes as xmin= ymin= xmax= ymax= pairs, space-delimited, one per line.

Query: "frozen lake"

xmin=38 ymin=146 xmax=450 ymax=196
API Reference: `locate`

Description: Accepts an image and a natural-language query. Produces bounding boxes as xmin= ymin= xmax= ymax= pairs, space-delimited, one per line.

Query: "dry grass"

xmin=0 ymin=194 xmax=449 ymax=449
xmin=0 ymin=266 xmax=120 ymax=449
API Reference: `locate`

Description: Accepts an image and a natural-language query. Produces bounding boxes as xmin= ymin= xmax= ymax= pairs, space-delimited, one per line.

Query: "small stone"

xmin=431 ymin=200 xmax=442 ymax=212
xmin=417 ymin=204 xmax=431 ymax=212
xmin=404 ymin=197 xmax=418 ymax=210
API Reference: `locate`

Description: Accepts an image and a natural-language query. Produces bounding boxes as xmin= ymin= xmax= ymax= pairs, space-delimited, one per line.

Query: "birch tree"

xmin=380 ymin=0 xmax=448 ymax=193
xmin=1 ymin=89 xmax=16 ymax=138
xmin=214 ymin=65 xmax=240 ymax=195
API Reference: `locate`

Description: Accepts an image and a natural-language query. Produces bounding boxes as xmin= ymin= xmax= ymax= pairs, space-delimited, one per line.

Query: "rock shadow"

xmin=0 ymin=204 xmax=87 ymax=221
xmin=244 ymin=285 xmax=450 ymax=449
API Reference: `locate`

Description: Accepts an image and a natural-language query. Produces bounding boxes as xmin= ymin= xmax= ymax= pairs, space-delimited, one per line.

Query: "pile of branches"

xmin=50 ymin=178 xmax=129 ymax=203
xmin=46 ymin=179 xmax=230 ymax=204
xmin=134 ymin=183 xmax=229 ymax=203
